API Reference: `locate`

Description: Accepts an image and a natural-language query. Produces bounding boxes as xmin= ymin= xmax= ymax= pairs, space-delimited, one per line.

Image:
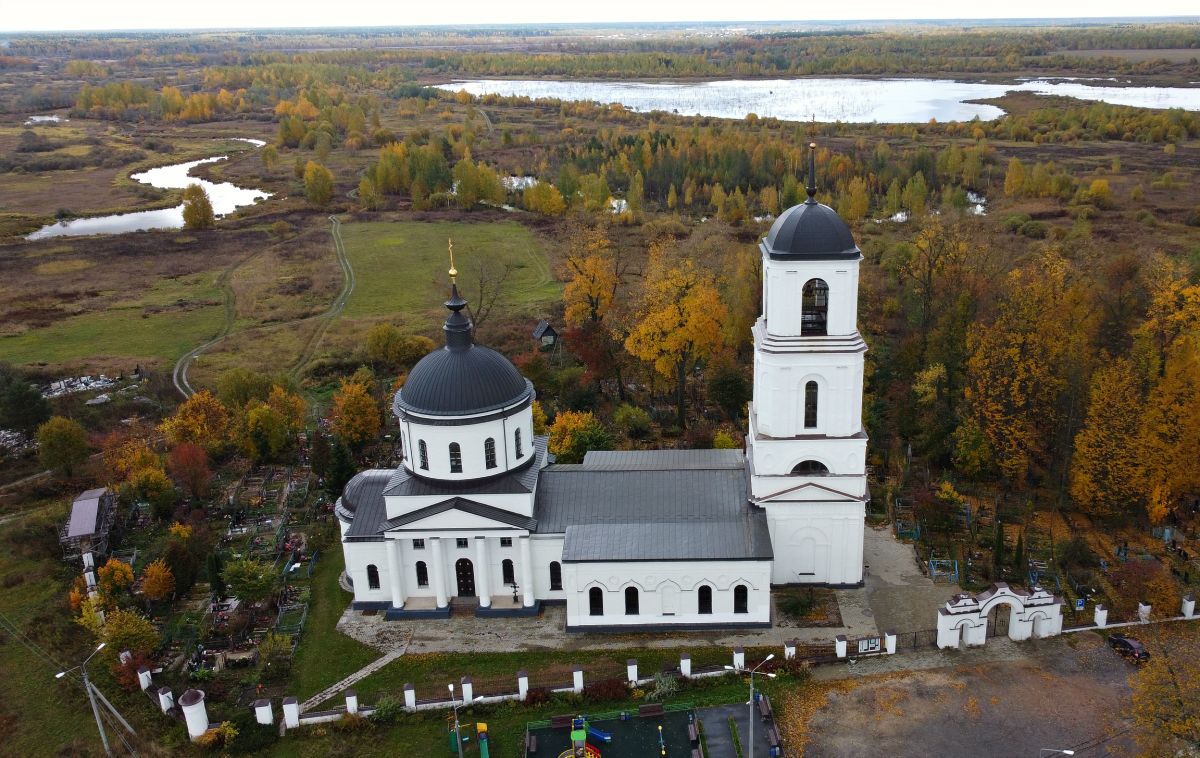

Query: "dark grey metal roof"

xmin=67 ymin=488 xmax=108 ymax=539
xmin=532 ymin=320 xmax=556 ymax=338
xmin=395 ymin=344 xmax=532 ymax=417
xmin=581 ymin=449 xmax=744 ymax=470
xmin=562 ymin=520 xmax=772 ymax=562
xmin=762 ymin=200 xmax=860 ymax=260
xmin=382 ymin=497 xmax=537 ymax=531
xmin=342 ymin=471 xmax=392 ymax=540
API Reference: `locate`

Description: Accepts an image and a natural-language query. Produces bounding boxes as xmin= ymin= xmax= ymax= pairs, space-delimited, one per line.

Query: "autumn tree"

xmin=303 ymin=160 xmax=334 ymax=206
xmin=0 ymin=365 xmax=50 ymax=435
xmin=101 ymin=426 xmax=158 ymax=483
xmin=1128 ymin=626 xmax=1200 ymax=755
xmin=1003 ymin=157 xmax=1027 ymax=197
xmin=181 ymin=183 xmax=214 ymax=229
xmin=523 ymin=181 xmax=566 ymax=215
xmin=97 ymin=558 xmax=134 ymax=601
xmin=128 ymin=465 xmax=177 ymax=520
xmin=1069 ymin=358 xmax=1145 ymax=519
xmin=548 ymin=410 xmax=614 ymax=464
xmin=216 ymin=368 xmax=273 ymax=410
xmin=223 ymin=559 xmax=278 ymax=606
xmin=101 ymin=608 xmax=159 ymax=656
xmin=625 ymin=252 xmax=728 ymax=428
xmin=358 ymin=176 xmax=381 ymax=211
xmin=1138 ymin=337 xmax=1200 ymax=523
xmin=167 ymin=443 xmax=211 ymax=500
xmin=329 ymin=378 xmax=380 ymax=452
xmin=1134 ymin=255 xmax=1200 ymax=375
xmin=366 ymin=324 xmax=434 ymax=371
xmin=37 ymin=416 xmax=90 ymax=477
xmin=160 ymin=390 xmax=230 ymax=455
xmin=141 ymin=559 xmax=176 ymax=603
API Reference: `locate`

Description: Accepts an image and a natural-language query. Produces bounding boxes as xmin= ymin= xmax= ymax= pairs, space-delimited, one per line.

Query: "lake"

xmin=438 ymin=77 xmax=1200 ymax=123
xmin=26 ymin=139 xmax=270 ymax=240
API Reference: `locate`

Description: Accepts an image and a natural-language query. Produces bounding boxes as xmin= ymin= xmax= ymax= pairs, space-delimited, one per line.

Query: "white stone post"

xmin=519 ymin=536 xmax=535 ymax=607
xmin=475 ymin=536 xmax=492 ymax=608
xmin=884 ymin=630 xmax=897 ymax=655
xmin=784 ymin=640 xmax=796 ymax=660
xmin=84 ymin=570 xmax=97 ymax=589
xmin=1093 ymin=605 xmax=1108 ymax=628
xmin=572 ymin=666 xmax=584 ymax=694
xmin=118 ymin=650 xmax=132 ymax=665
xmin=1181 ymin=594 xmax=1195 ymax=619
xmin=835 ymin=635 xmax=848 ymax=659
xmin=282 ymin=696 xmax=299 ymax=728
xmin=460 ymin=676 xmax=473 ymax=703
xmin=137 ymin=667 xmax=152 ymax=691
xmin=254 ymin=699 xmax=274 ymax=725
xmin=157 ymin=687 xmax=174 ymax=714
xmin=626 ymin=659 xmax=638 ymax=684
xmin=430 ymin=538 xmax=448 ymax=609
xmin=179 ymin=689 xmax=209 ymax=742
xmin=82 ymin=552 xmax=94 ymax=570
xmin=386 ymin=540 xmax=405 ymax=610
xmin=517 ymin=670 xmax=529 ymax=701
xmin=346 ymin=689 xmax=359 ymax=714
xmin=1138 ymin=602 xmax=1151 ymax=622
xmin=680 ymin=654 xmax=692 ymax=678
xmin=733 ymin=647 xmax=745 ymax=671
xmin=404 ymin=684 xmax=416 ymax=711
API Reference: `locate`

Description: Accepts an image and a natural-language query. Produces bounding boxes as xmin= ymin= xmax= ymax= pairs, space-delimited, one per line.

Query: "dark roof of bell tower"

xmin=760 ymin=142 xmax=861 ymax=261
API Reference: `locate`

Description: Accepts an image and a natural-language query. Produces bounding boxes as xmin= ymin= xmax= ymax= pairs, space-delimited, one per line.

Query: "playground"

xmin=524 ymin=706 xmax=697 ymax=758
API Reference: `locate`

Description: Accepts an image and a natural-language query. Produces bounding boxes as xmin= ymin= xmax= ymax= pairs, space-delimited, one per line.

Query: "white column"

xmin=460 ymin=676 xmax=473 ymax=703
xmin=386 ymin=539 xmax=405 ymax=610
xmin=1093 ymin=604 xmax=1108 ymax=628
xmin=1182 ymin=594 xmax=1195 ymax=619
xmin=137 ymin=667 xmax=152 ymax=691
xmin=403 ymin=684 xmax=416 ymax=711
xmin=157 ymin=688 xmax=174 ymax=713
xmin=733 ymin=647 xmax=745 ymax=670
xmin=1138 ymin=602 xmax=1151 ymax=622
xmin=517 ymin=670 xmax=529 ymax=701
xmin=572 ymin=666 xmax=584 ymax=694
xmin=255 ymin=699 xmax=273 ymax=725
xmin=475 ymin=536 xmax=492 ymax=608
xmin=626 ymin=659 xmax=638 ymax=684
xmin=431 ymin=538 xmax=448 ymax=608
xmin=680 ymin=654 xmax=692 ymax=678
xmin=834 ymin=635 xmax=847 ymax=659
xmin=179 ymin=689 xmax=209 ymax=741
xmin=784 ymin=640 xmax=797 ymax=660
xmin=282 ymin=696 xmax=299 ymax=728
xmin=885 ymin=630 xmax=897 ymax=655
xmin=346 ymin=690 xmax=358 ymax=714
xmin=519 ymin=535 xmax=535 ymax=607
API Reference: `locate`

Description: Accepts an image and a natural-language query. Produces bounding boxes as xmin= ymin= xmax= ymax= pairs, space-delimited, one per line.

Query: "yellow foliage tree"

xmin=1069 ymin=358 xmax=1146 ymax=519
xmin=141 ymin=559 xmax=176 ymax=602
xmin=97 ymin=559 xmax=134 ymax=600
xmin=329 ymin=378 xmax=381 ymax=451
xmin=168 ymin=522 xmax=193 ymax=542
xmin=1128 ymin=626 xmax=1200 ymax=755
xmin=1138 ymin=337 xmax=1200 ymax=524
xmin=531 ymin=400 xmax=548 ymax=435
xmin=160 ymin=390 xmax=230 ymax=454
xmin=562 ymin=224 xmax=618 ymax=327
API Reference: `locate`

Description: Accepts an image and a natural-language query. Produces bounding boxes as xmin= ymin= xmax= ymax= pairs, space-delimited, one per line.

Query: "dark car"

xmin=1108 ymin=633 xmax=1150 ymax=663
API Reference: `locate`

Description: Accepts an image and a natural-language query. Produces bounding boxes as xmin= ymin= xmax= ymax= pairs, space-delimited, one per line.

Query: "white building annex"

xmin=337 ymin=148 xmax=869 ymax=630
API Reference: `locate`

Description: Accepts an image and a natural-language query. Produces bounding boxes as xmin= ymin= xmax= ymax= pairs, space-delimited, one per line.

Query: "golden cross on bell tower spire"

xmin=448 ymin=237 xmax=457 ymax=283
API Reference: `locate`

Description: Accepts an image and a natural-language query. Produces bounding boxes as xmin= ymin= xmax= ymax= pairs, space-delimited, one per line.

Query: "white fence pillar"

xmin=460 ymin=677 xmax=473 ymax=704
xmin=835 ymin=635 xmax=848 ymax=659
xmin=157 ymin=688 xmax=174 ymax=714
xmin=680 ymin=654 xmax=692 ymax=678
xmin=732 ymin=647 xmax=745 ymax=671
xmin=346 ymin=690 xmax=358 ymax=714
xmin=282 ymin=696 xmax=299 ymax=729
xmin=626 ymin=659 xmax=638 ymax=684
xmin=82 ymin=552 xmax=94 ymax=570
xmin=784 ymin=640 xmax=796 ymax=660
xmin=404 ymin=684 xmax=416 ymax=711
xmin=1138 ymin=602 xmax=1151 ymax=622
xmin=84 ymin=570 xmax=97 ymax=589
xmin=255 ymin=699 xmax=274 ymax=725
xmin=517 ymin=670 xmax=529 ymax=701
xmin=572 ymin=666 xmax=584 ymax=694
xmin=884 ymin=630 xmax=897 ymax=655
xmin=137 ymin=667 xmax=152 ymax=691
xmin=1093 ymin=604 xmax=1108 ymax=628
xmin=179 ymin=689 xmax=209 ymax=742
xmin=118 ymin=650 xmax=132 ymax=665
xmin=1182 ymin=594 xmax=1195 ymax=619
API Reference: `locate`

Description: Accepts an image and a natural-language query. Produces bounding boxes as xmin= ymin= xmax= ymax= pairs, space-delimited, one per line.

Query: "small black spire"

xmin=805 ymin=142 xmax=817 ymax=203
xmin=443 ymin=238 xmax=473 ymax=351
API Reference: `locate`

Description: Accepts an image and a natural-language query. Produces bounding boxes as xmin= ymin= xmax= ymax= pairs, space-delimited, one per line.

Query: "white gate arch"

xmin=936 ymin=582 xmax=1064 ymax=649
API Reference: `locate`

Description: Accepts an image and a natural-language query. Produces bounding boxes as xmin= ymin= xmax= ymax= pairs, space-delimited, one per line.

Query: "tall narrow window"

xmin=485 ymin=438 xmax=497 ymax=469
xmin=734 ymin=584 xmax=749 ymax=614
xmin=550 ymin=561 xmax=562 ymax=591
xmin=804 ymin=381 xmax=819 ymax=429
xmin=449 ymin=443 xmax=462 ymax=473
xmin=625 ymin=587 xmax=639 ymax=615
xmin=367 ymin=564 xmax=380 ymax=590
xmin=698 ymin=585 xmax=713 ymax=615
xmin=502 ymin=559 xmax=515 ymax=585
xmin=514 ymin=428 xmax=523 ymax=459
xmin=589 ymin=587 xmax=603 ymax=616
xmin=418 ymin=440 xmax=429 ymax=470
xmin=415 ymin=561 xmax=428 ymax=587
xmin=802 ymin=278 xmax=829 ymax=336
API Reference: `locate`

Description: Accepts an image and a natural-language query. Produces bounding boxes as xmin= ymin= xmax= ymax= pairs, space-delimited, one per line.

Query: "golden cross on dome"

xmin=448 ymin=238 xmax=457 ymax=283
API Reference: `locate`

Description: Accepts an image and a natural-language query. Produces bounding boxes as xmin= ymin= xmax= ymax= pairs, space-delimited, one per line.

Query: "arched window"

xmin=367 ymin=564 xmax=380 ymax=590
xmin=549 ymin=561 xmax=562 ymax=591
xmin=802 ymin=279 xmax=829 ymax=336
xmin=791 ymin=460 xmax=829 ymax=476
xmin=514 ymin=428 xmax=523 ymax=459
xmin=804 ymin=381 xmax=819 ymax=429
xmin=418 ymin=440 xmax=429 ymax=470
xmin=449 ymin=443 xmax=462 ymax=473
xmin=415 ymin=561 xmax=428 ymax=587
xmin=589 ymin=587 xmax=603 ymax=616
xmin=698 ymin=585 xmax=713 ymax=615
xmin=484 ymin=438 xmax=497 ymax=469
xmin=502 ymin=558 xmax=515 ymax=585
xmin=625 ymin=587 xmax=639 ymax=615
xmin=734 ymin=584 xmax=749 ymax=614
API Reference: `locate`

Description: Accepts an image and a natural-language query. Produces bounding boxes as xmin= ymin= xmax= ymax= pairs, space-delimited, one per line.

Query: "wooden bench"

xmin=758 ymin=694 xmax=774 ymax=720
xmin=692 ymin=750 xmax=702 ymax=758
xmin=638 ymin=703 xmax=666 ymax=717
xmin=525 ymin=734 xmax=538 ymax=753
xmin=550 ymin=714 xmax=574 ymax=729
xmin=688 ymin=723 xmax=698 ymax=743
xmin=765 ymin=724 xmax=782 ymax=748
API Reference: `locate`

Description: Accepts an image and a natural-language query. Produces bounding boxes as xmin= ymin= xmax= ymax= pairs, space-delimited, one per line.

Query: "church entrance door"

xmin=455 ymin=558 xmax=476 ymax=597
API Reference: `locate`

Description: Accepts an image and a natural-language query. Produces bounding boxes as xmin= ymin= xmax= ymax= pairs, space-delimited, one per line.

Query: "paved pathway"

xmin=697 ymin=703 xmax=774 ymax=758
xmin=299 ymin=628 xmax=412 ymax=712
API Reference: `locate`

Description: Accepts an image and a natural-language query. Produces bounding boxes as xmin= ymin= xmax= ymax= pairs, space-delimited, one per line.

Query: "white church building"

xmin=337 ymin=154 xmax=868 ymax=630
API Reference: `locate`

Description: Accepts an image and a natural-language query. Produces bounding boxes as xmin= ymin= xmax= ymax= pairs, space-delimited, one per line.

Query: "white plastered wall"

xmin=398 ymin=405 xmax=534 ymax=482
xmin=761 ymin=501 xmax=865 ymax=585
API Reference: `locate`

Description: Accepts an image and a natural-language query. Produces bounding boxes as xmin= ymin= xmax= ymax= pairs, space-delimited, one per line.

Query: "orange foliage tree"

xmin=160 ymin=390 xmax=231 ymax=455
xmin=329 ymin=378 xmax=380 ymax=452
xmin=141 ymin=559 xmax=176 ymax=603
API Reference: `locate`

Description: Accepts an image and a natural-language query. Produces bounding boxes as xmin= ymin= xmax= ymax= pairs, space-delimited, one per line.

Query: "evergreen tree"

xmin=992 ymin=522 xmax=1005 ymax=576
xmin=327 ymin=440 xmax=355 ymax=497
xmin=1013 ymin=531 xmax=1025 ymax=576
xmin=207 ymin=552 xmax=226 ymax=600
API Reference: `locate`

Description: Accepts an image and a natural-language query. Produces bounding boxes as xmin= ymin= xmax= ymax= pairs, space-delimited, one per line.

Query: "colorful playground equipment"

xmin=477 ymin=723 xmax=490 ymax=758
xmin=555 ymin=715 xmax=607 ymax=758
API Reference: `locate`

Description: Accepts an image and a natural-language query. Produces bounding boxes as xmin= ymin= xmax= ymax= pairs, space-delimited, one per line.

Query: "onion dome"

xmin=762 ymin=142 xmax=860 ymax=261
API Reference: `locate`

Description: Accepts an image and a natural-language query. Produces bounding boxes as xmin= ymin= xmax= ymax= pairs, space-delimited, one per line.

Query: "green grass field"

xmin=337 ymin=219 xmax=559 ymax=330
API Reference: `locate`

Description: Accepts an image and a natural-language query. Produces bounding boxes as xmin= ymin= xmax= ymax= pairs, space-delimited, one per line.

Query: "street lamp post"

xmin=725 ymin=653 xmax=777 ymax=758
xmin=448 ymin=683 xmax=484 ymax=758
xmin=56 ymin=643 xmax=110 ymax=756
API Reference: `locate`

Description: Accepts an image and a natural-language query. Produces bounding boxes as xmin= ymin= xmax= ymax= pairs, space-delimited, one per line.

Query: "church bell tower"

xmin=746 ymin=144 xmax=868 ymax=587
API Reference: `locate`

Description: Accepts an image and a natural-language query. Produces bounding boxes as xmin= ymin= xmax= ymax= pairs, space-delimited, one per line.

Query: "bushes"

xmin=613 ymin=403 xmax=652 ymax=439
xmin=368 ymin=694 xmax=405 ymax=725
xmin=225 ymin=710 xmax=278 ymax=754
xmin=582 ymin=677 xmax=629 ymax=703
xmin=524 ymin=687 xmax=551 ymax=706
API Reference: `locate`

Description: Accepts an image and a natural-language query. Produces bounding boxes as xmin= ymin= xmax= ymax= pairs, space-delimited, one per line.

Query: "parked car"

xmin=1108 ymin=633 xmax=1150 ymax=663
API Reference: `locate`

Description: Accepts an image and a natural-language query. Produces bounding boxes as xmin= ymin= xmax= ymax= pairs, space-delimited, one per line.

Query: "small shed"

xmin=60 ymin=488 xmax=116 ymax=561
xmin=532 ymin=320 xmax=558 ymax=349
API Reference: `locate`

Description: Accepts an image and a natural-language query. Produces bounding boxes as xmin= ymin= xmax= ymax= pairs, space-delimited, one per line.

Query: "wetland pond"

xmin=27 ymin=138 xmax=271 ymax=240
xmin=439 ymin=77 xmax=1200 ymax=123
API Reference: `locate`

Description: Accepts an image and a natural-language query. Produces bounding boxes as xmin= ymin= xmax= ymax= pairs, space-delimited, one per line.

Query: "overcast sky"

xmin=3 ymin=0 xmax=1197 ymax=33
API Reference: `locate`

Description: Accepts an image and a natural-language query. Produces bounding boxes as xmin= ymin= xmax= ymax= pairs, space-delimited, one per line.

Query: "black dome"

xmin=762 ymin=199 xmax=860 ymax=260
xmin=397 ymin=343 xmax=532 ymax=417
